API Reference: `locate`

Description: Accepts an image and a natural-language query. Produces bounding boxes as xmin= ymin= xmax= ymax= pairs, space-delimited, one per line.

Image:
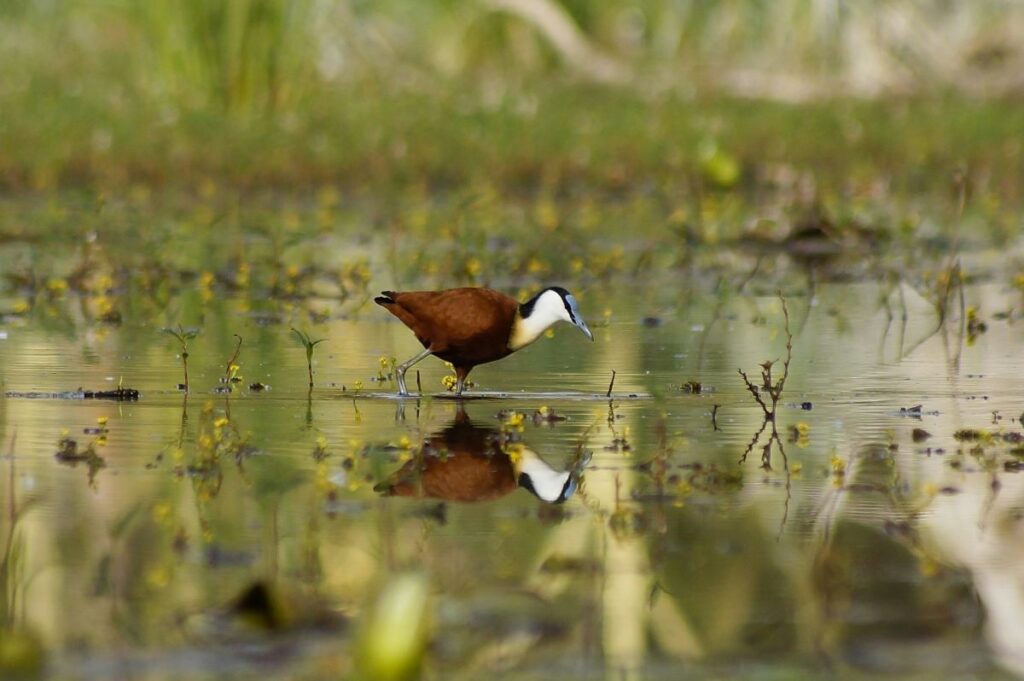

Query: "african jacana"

xmin=374 ymin=415 xmax=579 ymax=503
xmin=375 ymin=286 xmax=593 ymax=396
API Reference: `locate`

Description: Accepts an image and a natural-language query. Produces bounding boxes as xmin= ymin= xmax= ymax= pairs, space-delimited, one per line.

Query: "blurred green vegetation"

xmin=1 ymin=0 xmax=1022 ymax=200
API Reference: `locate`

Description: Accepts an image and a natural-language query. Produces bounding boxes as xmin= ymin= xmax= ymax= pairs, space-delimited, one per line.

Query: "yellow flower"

xmin=503 ymin=411 xmax=525 ymax=431
xmin=146 ymin=566 xmax=170 ymax=589
xmin=46 ymin=278 xmax=68 ymax=295
xmin=235 ymin=263 xmax=250 ymax=288
xmin=96 ymin=416 xmax=109 ymax=426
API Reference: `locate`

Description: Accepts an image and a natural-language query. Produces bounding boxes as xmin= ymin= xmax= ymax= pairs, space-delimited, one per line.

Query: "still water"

xmin=2 ymin=236 xmax=1024 ymax=679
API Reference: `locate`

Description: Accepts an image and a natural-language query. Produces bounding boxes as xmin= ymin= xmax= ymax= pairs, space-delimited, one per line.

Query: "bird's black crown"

xmin=520 ymin=286 xmax=574 ymax=321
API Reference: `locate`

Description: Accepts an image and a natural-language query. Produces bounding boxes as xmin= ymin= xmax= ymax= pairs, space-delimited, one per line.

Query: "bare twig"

xmin=738 ymin=293 xmax=793 ymax=421
xmin=738 ymin=368 xmax=770 ymax=414
xmin=606 ymin=370 xmax=617 ymax=398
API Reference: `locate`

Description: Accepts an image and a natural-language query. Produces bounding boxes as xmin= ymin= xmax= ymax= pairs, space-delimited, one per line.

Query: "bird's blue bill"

xmin=565 ymin=294 xmax=595 ymax=341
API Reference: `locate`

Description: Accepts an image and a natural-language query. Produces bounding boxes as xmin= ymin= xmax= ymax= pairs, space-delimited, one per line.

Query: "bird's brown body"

xmin=375 ymin=288 xmax=520 ymax=386
xmin=375 ymin=418 xmax=517 ymax=502
xmin=375 ymin=285 xmax=593 ymax=395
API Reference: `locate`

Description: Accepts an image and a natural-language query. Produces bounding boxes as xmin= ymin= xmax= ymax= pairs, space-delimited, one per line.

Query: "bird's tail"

xmin=374 ymin=291 xmax=397 ymax=306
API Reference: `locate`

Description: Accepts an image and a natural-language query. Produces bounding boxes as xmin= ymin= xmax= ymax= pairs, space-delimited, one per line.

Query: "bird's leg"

xmin=454 ymin=367 xmax=470 ymax=397
xmin=395 ymin=347 xmax=433 ymax=396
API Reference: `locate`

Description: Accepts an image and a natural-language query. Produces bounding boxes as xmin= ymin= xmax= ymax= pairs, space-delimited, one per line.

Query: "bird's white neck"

xmin=508 ymin=290 xmax=567 ymax=351
xmin=517 ymin=449 xmax=572 ymax=502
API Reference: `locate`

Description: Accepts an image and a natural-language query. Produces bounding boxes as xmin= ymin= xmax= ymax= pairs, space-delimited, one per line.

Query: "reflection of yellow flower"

xmin=95 ymin=274 xmax=115 ymax=292
xmin=505 ymin=442 xmax=524 ymax=463
xmin=152 ymin=501 xmax=173 ymax=523
xmin=398 ymin=435 xmax=412 ymax=450
xmin=830 ymin=455 xmax=845 ymax=486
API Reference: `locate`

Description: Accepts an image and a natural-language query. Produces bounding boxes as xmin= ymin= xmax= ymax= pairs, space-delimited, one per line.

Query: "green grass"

xmin=1 ymin=0 xmax=1023 ymax=199
xmin=3 ymin=76 xmax=1023 ymax=201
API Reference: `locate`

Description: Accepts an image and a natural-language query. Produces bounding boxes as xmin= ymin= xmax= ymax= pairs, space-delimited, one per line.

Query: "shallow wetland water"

xmin=2 ymin=194 xmax=1024 ymax=680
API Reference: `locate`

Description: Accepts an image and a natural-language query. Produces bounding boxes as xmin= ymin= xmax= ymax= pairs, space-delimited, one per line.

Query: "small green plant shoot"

xmin=291 ymin=327 xmax=326 ymax=389
xmin=162 ymin=325 xmax=199 ymax=392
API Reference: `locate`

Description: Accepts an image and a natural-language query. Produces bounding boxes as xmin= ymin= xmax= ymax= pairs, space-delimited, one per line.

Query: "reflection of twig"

xmin=738 ymin=417 xmax=792 ymax=536
xmin=711 ymin=404 xmax=720 ymax=431
xmin=738 ymin=419 xmax=770 ymax=465
xmin=977 ymin=474 xmax=1001 ymax=532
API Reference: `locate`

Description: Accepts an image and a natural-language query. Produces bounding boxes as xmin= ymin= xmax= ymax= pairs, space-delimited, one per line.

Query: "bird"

xmin=375 ymin=286 xmax=594 ymax=396
xmin=374 ymin=414 xmax=581 ymax=503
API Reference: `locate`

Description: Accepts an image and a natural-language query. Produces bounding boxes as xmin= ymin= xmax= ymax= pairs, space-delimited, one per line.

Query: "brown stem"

xmin=606 ymin=370 xmax=617 ymax=398
xmin=182 ymin=351 xmax=190 ymax=392
xmin=224 ymin=334 xmax=243 ymax=382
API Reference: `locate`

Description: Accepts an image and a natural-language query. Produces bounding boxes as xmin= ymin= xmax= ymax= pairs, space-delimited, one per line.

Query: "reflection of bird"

xmin=375 ymin=286 xmax=594 ymax=396
xmin=374 ymin=415 xmax=579 ymax=503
